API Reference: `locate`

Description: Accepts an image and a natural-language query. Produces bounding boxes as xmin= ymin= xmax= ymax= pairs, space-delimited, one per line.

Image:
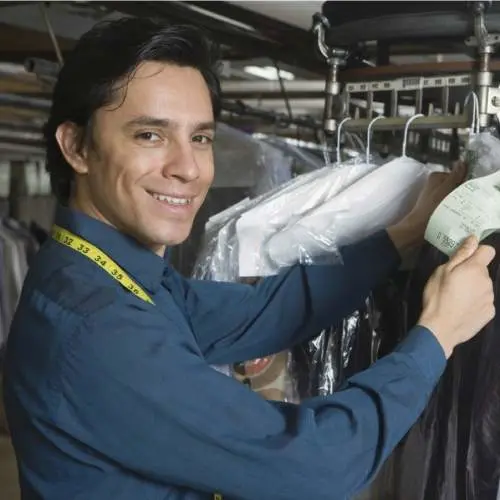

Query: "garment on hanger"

xmin=278 ymin=119 xmax=446 ymax=401
xmin=193 ymin=165 xmax=331 ymax=282
xmin=236 ymin=158 xmax=379 ymax=277
xmin=290 ymin=295 xmax=378 ymax=398
xmin=265 ymin=155 xmax=432 ymax=270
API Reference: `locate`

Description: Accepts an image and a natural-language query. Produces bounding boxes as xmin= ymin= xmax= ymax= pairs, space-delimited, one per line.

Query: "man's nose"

xmin=162 ymin=141 xmax=200 ymax=182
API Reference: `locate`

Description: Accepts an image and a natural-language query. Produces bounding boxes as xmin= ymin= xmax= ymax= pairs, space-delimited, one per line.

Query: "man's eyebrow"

xmin=124 ymin=116 xmax=216 ymax=132
xmin=193 ymin=121 xmax=216 ymax=132
xmin=124 ymin=116 xmax=170 ymax=129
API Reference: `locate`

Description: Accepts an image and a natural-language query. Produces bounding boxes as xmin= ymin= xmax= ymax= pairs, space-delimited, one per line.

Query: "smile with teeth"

xmin=149 ymin=192 xmax=193 ymax=206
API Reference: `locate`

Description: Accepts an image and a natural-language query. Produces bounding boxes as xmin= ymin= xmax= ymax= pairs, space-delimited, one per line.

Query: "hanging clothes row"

xmin=0 ymin=160 xmax=52 ymax=355
xmin=0 ymin=218 xmax=47 ymax=354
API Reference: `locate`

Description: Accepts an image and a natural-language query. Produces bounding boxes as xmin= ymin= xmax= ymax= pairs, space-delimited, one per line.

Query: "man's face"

xmin=66 ymin=62 xmax=215 ymax=255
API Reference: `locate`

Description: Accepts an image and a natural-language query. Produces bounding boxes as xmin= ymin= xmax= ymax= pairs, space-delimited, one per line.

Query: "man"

xmin=2 ymin=18 xmax=495 ymax=500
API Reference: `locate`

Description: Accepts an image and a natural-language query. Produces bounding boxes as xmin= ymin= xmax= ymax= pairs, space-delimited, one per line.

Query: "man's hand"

xmin=387 ymin=162 xmax=467 ymax=254
xmin=418 ymin=236 xmax=495 ymax=358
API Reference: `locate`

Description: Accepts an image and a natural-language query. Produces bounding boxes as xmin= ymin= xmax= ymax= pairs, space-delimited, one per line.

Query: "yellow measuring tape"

xmin=51 ymin=225 xmax=155 ymax=305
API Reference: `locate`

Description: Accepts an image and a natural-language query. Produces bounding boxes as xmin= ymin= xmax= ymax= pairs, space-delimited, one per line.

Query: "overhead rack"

xmin=313 ymin=2 xmax=500 ymax=134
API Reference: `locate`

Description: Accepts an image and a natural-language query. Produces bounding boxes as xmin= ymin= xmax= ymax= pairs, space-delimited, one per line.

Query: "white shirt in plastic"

xmin=266 ymin=157 xmax=434 ymax=271
xmin=236 ymin=160 xmax=381 ymax=277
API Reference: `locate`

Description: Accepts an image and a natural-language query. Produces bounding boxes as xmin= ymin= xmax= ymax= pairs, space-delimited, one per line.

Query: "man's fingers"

xmin=448 ymin=235 xmax=479 ymax=270
xmin=469 ymin=244 xmax=496 ymax=267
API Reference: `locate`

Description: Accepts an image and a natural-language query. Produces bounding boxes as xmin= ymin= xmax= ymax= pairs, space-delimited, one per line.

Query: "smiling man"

xmin=2 ymin=17 xmax=496 ymax=500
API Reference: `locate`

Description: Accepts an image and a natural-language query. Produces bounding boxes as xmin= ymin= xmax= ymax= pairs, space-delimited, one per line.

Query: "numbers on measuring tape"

xmin=78 ymin=243 xmax=90 ymax=254
xmin=94 ymin=255 xmax=108 ymax=267
xmin=111 ymin=268 xmax=124 ymax=280
xmin=51 ymin=225 xmax=155 ymax=305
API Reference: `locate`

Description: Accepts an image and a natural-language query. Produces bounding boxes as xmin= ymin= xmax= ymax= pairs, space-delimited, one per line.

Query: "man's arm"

xmin=56 ymin=307 xmax=446 ymax=500
xmin=172 ymin=229 xmax=401 ymax=365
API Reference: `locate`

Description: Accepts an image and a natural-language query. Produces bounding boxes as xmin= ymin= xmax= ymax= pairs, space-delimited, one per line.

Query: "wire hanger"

xmin=464 ymin=90 xmax=480 ymax=136
xmin=336 ymin=117 xmax=352 ymax=164
xmin=402 ymin=114 xmax=425 ymax=158
xmin=366 ymin=115 xmax=386 ymax=163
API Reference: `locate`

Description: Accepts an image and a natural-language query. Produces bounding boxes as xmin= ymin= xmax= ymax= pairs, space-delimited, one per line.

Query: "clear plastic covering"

xmin=264 ymin=156 xmax=432 ymax=271
xmin=465 ymin=131 xmax=500 ymax=179
xmin=195 ymin=152 xmax=438 ymax=281
xmin=192 ymin=165 xmax=336 ymax=281
xmin=236 ymin=158 xmax=379 ymax=277
xmin=212 ymin=123 xmax=293 ymax=195
xmin=291 ymin=295 xmax=378 ymax=398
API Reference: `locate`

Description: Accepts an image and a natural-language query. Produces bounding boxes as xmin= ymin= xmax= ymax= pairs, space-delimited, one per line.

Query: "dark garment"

xmin=291 ymin=296 xmax=377 ymax=399
xmin=369 ymin=235 xmax=500 ymax=500
xmin=3 ymin=205 xmax=446 ymax=500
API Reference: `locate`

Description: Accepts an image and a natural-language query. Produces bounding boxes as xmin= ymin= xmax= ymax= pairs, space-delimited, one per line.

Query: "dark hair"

xmin=44 ymin=18 xmax=222 ymax=204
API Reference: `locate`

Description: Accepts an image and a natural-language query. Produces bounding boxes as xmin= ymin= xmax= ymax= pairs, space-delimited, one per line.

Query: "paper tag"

xmin=425 ymin=170 xmax=500 ymax=256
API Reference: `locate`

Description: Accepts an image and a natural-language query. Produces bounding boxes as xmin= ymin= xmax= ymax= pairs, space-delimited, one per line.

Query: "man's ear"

xmin=55 ymin=122 xmax=90 ymax=175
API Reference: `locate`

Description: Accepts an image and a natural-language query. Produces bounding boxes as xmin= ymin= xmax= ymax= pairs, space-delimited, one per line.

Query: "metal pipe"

xmin=0 ymin=128 xmax=43 ymax=142
xmin=221 ymin=79 xmax=326 ymax=94
xmin=39 ymin=2 xmax=64 ymax=66
xmin=0 ymin=93 xmax=51 ymax=111
xmin=473 ymin=1 xmax=494 ymax=129
xmin=323 ymin=61 xmax=341 ymax=134
xmin=340 ymin=114 xmax=469 ymax=132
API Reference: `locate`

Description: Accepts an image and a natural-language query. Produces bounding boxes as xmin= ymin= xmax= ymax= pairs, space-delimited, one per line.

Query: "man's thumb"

xmin=447 ymin=235 xmax=479 ymax=270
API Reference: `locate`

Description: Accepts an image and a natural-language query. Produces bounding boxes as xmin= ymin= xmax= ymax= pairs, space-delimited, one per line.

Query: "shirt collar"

xmin=54 ymin=205 xmax=166 ymax=294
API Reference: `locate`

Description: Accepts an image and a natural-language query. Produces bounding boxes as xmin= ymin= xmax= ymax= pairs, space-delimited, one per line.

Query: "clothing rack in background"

xmin=0 ymin=159 xmax=54 ymax=354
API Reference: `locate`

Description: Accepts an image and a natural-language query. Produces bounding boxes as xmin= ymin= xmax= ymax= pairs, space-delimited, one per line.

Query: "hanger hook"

xmin=336 ymin=117 xmax=352 ymax=164
xmin=464 ymin=91 xmax=480 ymax=135
xmin=366 ymin=115 xmax=385 ymax=163
xmin=402 ymin=114 xmax=425 ymax=157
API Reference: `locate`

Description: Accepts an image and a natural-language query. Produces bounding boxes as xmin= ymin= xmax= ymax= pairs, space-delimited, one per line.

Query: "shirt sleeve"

xmin=57 ymin=309 xmax=446 ymax=500
xmin=175 ymin=230 xmax=401 ymax=364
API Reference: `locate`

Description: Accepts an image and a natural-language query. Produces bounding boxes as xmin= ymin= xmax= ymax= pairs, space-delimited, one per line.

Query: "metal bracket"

xmin=312 ymin=13 xmax=348 ymax=134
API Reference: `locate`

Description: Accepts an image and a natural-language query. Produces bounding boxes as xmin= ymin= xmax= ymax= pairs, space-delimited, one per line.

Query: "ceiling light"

xmin=243 ymin=65 xmax=295 ymax=81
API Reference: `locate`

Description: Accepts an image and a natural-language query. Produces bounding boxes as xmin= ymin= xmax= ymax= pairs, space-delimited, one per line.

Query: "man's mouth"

xmin=148 ymin=191 xmax=193 ymax=206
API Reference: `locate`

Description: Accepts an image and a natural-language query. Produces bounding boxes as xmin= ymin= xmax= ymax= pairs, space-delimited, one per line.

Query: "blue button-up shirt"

xmin=3 ymin=205 xmax=446 ymax=500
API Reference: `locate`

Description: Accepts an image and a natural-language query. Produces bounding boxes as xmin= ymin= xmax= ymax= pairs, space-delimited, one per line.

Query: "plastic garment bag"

xmin=248 ymin=115 xmax=436 ymax=276
xmin=290 ymin=295 xmax=378 ymax=398
xmin=265 ymin=155 xmax=431 ymax=270
xmin=234 ymin=116 xmax=387 ymax=278
xmin=466 ymin=131 xmax=500 ymax=179
xmin=236 ymin=158 xmax=379 ymax=277
xmin=192 ymin=167 xmax=333 ymax=281
xmin=212 ymin=123 xmax=293 ymax=195
xmin=367 ymin=235 xmax=500 ymax=500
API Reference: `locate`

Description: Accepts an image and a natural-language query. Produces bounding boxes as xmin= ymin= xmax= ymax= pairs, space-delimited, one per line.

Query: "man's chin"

xmin=157 ymin=227 xmax=193 ymax=247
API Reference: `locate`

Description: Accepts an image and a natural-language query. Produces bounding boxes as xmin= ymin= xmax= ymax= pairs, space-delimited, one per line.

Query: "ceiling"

xmin=227 ymin=1 xmax=324 ymax=30
xmin=0 ymin=0 xmax=493 ymax=159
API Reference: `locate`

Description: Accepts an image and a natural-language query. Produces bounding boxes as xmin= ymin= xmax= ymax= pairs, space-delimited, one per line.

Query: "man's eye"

xmin=136 ymin=131 xmax=161 ymax=142
xmin=193 ymin=135 xmax=213 ymax=145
